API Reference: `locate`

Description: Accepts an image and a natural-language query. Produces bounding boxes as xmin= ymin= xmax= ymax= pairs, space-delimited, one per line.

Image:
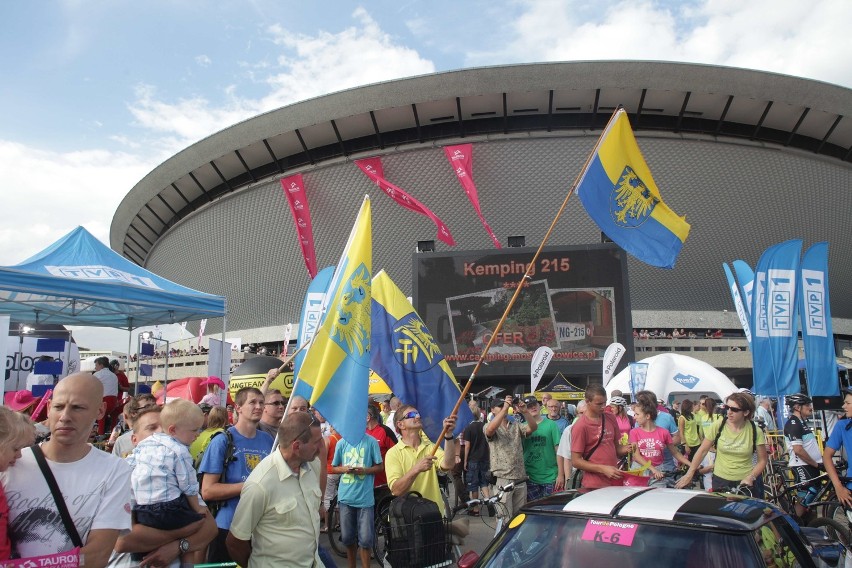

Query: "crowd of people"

xmin=2 ymin=362 xmax=851 ymax=568
xmin=634 ymin=328 xmax=730 ymax=339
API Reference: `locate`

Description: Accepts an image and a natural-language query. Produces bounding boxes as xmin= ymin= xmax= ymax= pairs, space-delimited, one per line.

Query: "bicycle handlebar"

xmin=452 ymin=482 xmax=515 ymax=514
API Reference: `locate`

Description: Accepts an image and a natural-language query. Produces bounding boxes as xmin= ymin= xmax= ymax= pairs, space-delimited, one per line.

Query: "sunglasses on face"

xmin=295 ymin=414 xmax=320 ymax=442
xmin=402 ymin=411 xmax=421 ymax=420
xmin=723 ymin=405 xmax=745 ymax=413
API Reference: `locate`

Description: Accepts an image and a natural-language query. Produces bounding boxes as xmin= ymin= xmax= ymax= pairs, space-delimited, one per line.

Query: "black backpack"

xmin=387 ymin=492 xmax=447 ymax=567
xmin=196 ymin=428 xmax=236 ymax=517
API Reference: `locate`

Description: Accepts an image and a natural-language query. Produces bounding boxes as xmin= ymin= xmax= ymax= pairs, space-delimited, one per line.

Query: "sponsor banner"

xmin=355 ymin=157 xmax=455 ymax=246
xmin=530 ymin=346 xmax=554 ymax=392
xmin=765 ymin=240 xmax=802 ymax=396
xmin=443 ymin=144 xmax=500 ymax=248
xmin=601 ymin=342 xmax=626 ymax=386
xmin=723 ymin=263 xmax=752 ymax=348
xmin=799 ymin=242 xmax=839 ymax=396
xmin=5 ymin=336 xmax=79 ymax=392
xmin=292 ymin=266 xmax=335 ymax=387
xmin=197 ymin=319 xmax=207 ymax=349
xmin=280 ymin=174 xmax=319 ymax=279
xmin=45 ymin=265 xmax=159 ymax=289
xmin=208 ymin=339 xmax=232 ymax=394
xmin=629 ymin=362 xmax=648 ymax=399
xmin=672 ymin=372 xmax=700 ymax=389
xmin=230 ymin=372 xmax=295 ymax=400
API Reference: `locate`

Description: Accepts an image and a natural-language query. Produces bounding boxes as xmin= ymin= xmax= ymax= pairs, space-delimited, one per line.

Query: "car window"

xmin=478 ymin=514 xmax=761 ymax=568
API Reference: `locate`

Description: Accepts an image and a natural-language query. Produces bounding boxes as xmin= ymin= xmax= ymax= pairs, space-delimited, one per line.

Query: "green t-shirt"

xmin=190 ymin=427 xmax=223 ymax=462
xmin=679 ymin=414 xmax=702 ymax=447
xmin=522 ymin=418 xmax=561 ymax=484
xmin=705 ymin=421 xmax=765 ymax=482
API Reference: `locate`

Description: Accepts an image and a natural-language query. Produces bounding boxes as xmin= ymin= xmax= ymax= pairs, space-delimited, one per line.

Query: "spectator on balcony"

xmin=713 ymin=329 xmax=724 ymax=339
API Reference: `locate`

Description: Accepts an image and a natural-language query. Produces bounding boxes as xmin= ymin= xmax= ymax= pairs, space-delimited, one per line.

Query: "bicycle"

xmin=450 ymin=482 xmax=514 ymax=536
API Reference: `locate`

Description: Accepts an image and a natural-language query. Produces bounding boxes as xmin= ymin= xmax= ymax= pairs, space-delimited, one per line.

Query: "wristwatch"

xmin=444 ymin=434 xmax=454 ymax=440
xmin=178 ymin=538 xmax=190 ymax=554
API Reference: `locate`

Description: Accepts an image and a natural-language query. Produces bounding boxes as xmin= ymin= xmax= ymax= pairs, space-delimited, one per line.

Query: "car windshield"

xmin=477 ymin=514 xmax=761 ymax=568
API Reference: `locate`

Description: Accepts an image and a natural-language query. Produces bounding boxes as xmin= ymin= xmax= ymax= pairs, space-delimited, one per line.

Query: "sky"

xmin=2 ymin=0 xmax=850 ymax=351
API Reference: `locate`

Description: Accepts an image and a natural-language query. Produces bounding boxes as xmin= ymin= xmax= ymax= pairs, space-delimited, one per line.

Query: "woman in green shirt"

xmin=677 ymin=399 xmax=702 ymax=458
xmin=676 ymin=392 xmax=767 ymax=493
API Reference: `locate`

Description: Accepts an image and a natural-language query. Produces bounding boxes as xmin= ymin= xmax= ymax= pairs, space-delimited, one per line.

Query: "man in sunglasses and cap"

xmin=385 ymin=405 xmax=457 ymax=517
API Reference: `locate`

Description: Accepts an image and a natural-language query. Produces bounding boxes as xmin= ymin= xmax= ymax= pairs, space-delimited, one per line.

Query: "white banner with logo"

xmin=530 ymin=346 xmax=554 ymax=392
xmin=5 ymin=335 xmax=80 ymax=392
xmin=601 ymin=342 xmax=626 ymax=386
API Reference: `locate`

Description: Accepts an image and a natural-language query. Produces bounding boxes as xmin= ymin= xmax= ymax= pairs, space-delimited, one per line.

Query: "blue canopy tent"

xmin=0 ymin=227 xmax=227 ymax=389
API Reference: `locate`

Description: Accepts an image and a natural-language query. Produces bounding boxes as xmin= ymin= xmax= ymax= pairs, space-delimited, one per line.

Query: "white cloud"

xmin=0 ymin=140 xmax=157 ymax=265
xmin=126 ymin=8 xmax=436 ymax=146
xmin=195 ymin=54 xmax=212 ymax=67
xmin=472 ymin=0 xmax=852 ymax=88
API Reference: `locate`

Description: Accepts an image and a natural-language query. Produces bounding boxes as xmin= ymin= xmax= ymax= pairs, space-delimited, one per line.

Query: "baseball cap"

xmin=522 ymin=395 xmax=539 ymax=406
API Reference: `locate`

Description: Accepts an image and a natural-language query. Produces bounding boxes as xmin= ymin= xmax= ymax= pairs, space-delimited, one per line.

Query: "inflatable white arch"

xmin=605 ymin=353 xmax=737 ymax=402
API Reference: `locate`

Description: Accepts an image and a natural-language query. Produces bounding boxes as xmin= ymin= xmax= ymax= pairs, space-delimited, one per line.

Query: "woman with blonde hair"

xmin=0 ymin=407 xmax=37 ymax=559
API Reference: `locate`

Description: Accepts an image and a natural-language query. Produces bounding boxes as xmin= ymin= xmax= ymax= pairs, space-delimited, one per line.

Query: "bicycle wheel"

xmin=373 ymin=497 xmax=392 ymax=567
xmin=808 ymin=516 xmax=852 ymax=547
xmin=327 ymin=496 xmax=347 ymax=558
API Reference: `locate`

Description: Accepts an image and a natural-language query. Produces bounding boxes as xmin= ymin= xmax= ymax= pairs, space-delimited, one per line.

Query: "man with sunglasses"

xmin=227 ymin=411 xmax=325 ymax=567
xmin=385 ymin=405 xmax=457 ymax=517
xmin=257 ymin=389 xmax=285 ymax=439
xmin=784 ymin=393 xmax=822 ymax=518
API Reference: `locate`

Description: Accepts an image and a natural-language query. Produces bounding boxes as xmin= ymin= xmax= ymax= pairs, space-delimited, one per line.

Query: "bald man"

xmin=0 ymin=373 xmax=132 ymax=568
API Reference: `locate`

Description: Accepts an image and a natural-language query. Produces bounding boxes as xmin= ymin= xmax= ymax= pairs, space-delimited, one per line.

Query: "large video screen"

xmin=413 ymin=244 xmax=634 ymax=378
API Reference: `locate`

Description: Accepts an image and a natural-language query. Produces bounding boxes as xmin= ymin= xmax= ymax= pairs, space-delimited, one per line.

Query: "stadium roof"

xmin=112 ymin=60 xmax=852 ymax=266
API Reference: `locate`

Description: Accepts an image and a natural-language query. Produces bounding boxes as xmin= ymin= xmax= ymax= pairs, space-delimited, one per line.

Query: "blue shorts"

xmin=465 ymin=461 xmax=491 ymax=492
xmin=339 ymin=503 xmax=374 ymax=549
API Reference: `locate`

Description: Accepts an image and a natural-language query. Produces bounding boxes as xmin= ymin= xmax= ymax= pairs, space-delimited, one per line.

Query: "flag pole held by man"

xmin=297 ymin=195 xmax=372 ymax=445
xmin=576 ymin=107 xmax=690 ymax=269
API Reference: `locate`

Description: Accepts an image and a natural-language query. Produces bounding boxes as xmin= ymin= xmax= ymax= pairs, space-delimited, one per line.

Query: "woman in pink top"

xmin=628 ymin=401 xmax=691 ymax=482
xmin=608 ymin=396 xmax=633 ymax=443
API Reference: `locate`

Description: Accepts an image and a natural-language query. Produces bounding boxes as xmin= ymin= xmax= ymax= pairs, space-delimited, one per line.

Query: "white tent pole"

xmin=126 ymin=318 xmax=133 ymax=398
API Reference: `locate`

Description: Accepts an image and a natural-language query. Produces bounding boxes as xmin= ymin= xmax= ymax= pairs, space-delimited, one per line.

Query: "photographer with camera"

xmin=485 ymin=394 xmax=537 ymax=518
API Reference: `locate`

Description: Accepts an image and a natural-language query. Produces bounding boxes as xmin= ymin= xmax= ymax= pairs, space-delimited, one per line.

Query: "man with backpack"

xmin=385 ymin=404 xmax=457 ymax=516
xmin=198 ymin=387 xmax=274 ymax=564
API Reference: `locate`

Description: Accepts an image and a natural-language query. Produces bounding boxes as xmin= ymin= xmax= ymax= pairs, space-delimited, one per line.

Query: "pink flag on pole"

xmin=280 ymin=174 xmax=318 ymax=278
xmin=443 ymin=144 xmax=501 ymax=248
xmin=354 ymin=157 xmax=455 ymax=246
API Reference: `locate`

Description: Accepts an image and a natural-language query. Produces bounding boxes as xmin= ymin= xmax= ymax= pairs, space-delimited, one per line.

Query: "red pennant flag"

xmin=280 ymin=174 xmax=318 ymax=278
xmin=355 ymin=157 xmax=455 ymax=246
xmin=443 ymin=144 xmax=501 ymax=248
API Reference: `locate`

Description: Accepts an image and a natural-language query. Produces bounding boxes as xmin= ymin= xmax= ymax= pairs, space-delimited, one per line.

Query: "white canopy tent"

xmin=605 ymin=353 xmax=738 ymax=403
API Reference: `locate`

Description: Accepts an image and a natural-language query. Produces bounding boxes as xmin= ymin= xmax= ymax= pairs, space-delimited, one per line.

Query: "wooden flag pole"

xmin=429 ymin=109 xmax=619 ymax=456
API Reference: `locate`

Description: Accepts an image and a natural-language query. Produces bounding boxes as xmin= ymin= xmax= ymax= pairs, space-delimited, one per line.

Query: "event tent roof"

xmin=0 ymin=226 xmax=226 ymax=328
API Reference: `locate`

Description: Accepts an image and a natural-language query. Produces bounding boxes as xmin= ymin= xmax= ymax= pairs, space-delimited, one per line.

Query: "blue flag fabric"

xmin=292 ymin=266 xmax=335 ymax=400
xmin=723 ymin=263 xmax=752 ymax=349
xmin=370 ymin=270 xmax=473 ymax=442
xmin=732 ymin=260 xmax=755 ymax=320
xmin=753 ymin=240 xmax=802 ymax=396
xmin=576 ymin=109 xmax=690 ymax=269
xmin=297 ymin=196 xmax=371 ymax=444
xmin=799 ymin=242 xmax=839 ymax=396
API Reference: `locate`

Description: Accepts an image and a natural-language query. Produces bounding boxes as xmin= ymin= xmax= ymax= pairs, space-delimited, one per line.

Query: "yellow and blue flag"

xmin=576 ymin=108 xmax=690 ymax=269
xmin=298 ymin=196 xmax=371 ymax=444
xmin=371 ymin=270 xmax=473 ymax=442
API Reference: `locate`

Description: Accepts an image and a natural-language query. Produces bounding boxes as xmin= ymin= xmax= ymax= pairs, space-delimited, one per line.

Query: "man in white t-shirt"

xmin=25 ymin=355 xmax=57 ymax=390
xmin=556 ymin=400 xmax=586 ymax=488
xmin=93 ymin=356 xmax=120 ymax=434
xmin=0 ymin=373 xmax=132 ymax=568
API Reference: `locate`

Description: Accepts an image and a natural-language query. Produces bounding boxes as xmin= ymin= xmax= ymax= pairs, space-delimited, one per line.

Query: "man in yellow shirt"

xmin=384 ymin=405 xmax=457 ymax=517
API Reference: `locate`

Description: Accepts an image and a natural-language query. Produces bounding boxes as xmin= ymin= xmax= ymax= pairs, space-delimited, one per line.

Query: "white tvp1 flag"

xmin=602 ymin=342 xmax=626 ymax=386
xmin=530 ymin=346 xmax=554 ymax=392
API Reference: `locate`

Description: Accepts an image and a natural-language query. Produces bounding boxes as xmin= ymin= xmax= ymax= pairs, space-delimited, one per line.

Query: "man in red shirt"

xmin=366 ymin=404 xmax=396 ymax=491
xmin=571 ymin=384 xmax=631 ymax=489
xmin=110 ymin=359 xmax=132 ymax=399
